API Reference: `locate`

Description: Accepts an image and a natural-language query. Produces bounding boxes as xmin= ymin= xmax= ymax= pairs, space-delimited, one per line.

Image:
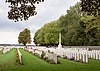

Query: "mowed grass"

xmin=0 ymin=50 xmax=2 ymax=55
xmin=0 ymin=48 xmax=100 ymax=71
xmin=0 ymin=49 xmax=16 ymax=71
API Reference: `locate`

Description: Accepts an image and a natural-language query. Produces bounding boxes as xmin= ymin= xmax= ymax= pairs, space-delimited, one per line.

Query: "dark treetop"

xmin=6 ymin=0 xmax=44 ymax=22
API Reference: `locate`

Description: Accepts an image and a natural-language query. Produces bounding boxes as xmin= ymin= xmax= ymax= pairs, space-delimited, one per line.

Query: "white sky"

xmin=0 ymin=0 xmax=80 ymax=44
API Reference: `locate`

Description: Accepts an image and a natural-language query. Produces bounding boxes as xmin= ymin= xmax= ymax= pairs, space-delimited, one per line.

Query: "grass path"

xmin=0 ymin=49 xmax=16 ymax=71
xmin=0 ymin=50 xmax=2 ymax=54
xmin=0 ymin=50 xmax=2 ymax=56
xmin=0 ymin=48 xmax=100 ymax=71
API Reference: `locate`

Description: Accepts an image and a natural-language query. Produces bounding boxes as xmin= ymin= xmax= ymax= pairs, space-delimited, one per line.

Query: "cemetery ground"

xmin=0 ymin=49 xmax=100 ymax=71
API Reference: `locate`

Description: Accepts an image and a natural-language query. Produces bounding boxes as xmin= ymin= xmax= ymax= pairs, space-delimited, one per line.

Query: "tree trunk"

xmin=23 ymin=43 xmax=26 ymax=46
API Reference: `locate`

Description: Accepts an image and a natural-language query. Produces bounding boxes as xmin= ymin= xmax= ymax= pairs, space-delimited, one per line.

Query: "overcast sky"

xmin=0 ymin=0 xmax=80 ymax=44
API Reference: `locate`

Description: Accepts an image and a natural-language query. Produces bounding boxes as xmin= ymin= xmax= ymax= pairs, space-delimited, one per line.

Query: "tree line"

xmin=18 ymin=2 xmax=100 ymax=46
xmin=33 ymin=2 xmax=100 ymax=46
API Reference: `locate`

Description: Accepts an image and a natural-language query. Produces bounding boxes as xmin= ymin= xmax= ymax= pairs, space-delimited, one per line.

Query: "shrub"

xmin=44 ymin=56 xmax=48 ymax=60
xmin=41 ymin=51 xmax=46 ymax=59
xmin=29 ymin=51 xmax=33 ymax=54
xmin=48 ymin=60 xmax=55 ymax=64
xmin=57 ymin=55 xmax=61 ymax=58
xmin=57 ymin=60 xmax=60 ymax=64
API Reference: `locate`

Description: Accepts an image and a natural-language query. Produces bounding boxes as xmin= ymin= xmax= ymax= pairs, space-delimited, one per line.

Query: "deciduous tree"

xmin=18 ymin=28 xmax=31 ymax=46
xmin=6 ymin=0 xmax=44 ymax=22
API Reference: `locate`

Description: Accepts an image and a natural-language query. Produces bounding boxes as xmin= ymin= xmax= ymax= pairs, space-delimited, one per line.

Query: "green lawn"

xmin=0 ymin=48 xmax=100 ymax=71
xmin=0 ymin=50 xmax=2 ymax=54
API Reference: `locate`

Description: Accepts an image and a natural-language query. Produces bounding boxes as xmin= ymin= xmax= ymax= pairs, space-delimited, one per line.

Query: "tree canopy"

xmin=34 ymin=2 xmax=100 ymax=46
xmin=34 ymin=20 xmax=60 ymax=46
xmin=5 ymin=0 xmax=100 ymax=22
xmin=6 ymin=0 xmax=44 ymax=22
xmin=18 ymin=28 xmax=31 ymax=46
xmin=81 ymin=0 xmax=100 ymax=16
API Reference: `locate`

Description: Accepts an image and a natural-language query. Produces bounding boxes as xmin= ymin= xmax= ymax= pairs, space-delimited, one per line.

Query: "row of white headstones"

xmin=16 ymin=48 xmax=22 ymax=64
xmin=25 ymin=47 xmax=58 ymax=64
xmin=57 ymin=48 xmax=100 ymax=63
xmin=0 ymin=46 xmax=12 ymax=54
xmin=0 ymin=46 xmax=24 ymax=54
xmin=1 ymin=46 xmax=100 ymax=64
xmin=26 ymin=47 xmax=100 ymax=64
xmin=0 ymin=48 xmax=2 ymax=51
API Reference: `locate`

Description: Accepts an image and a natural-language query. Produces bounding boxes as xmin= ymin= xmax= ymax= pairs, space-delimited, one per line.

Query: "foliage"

xmin=6 ymin=0 xmax=44 ymax=22
xmin=81 ymin=15 xmax=100 ymax=45
xmin=18 ymin=28 xmax=31 ymax=46
xmin=41 ymin=51 xmax=45 ymax=59
xmin=34 ymin=20 xmax=59 ymax=46
xmin=34 ymin=2 xmax=100 ymax=46
xmin=81 ymin=0 xmax=100 ymax=16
